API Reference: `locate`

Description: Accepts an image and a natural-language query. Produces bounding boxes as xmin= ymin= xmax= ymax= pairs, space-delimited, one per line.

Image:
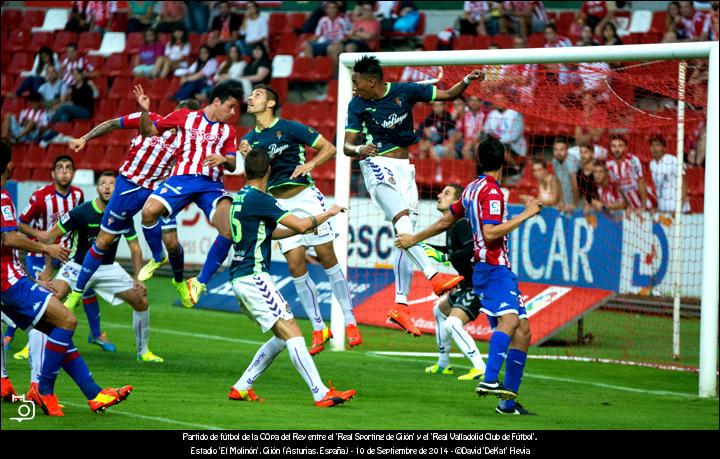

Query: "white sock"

xmin=293 ymin=273 xmax=325 ymax=331
xmin=285 ymin=336 xmax=329 ymax=401
xmin=133 ymin=310 xmax=150 ymax=355
xmin=393 ymin=247 xmax=414 ymax=304
xmin=433 ymin=304 xmax=451 ymax=368
xmin=394 ymin=215 xmax=436 ymax=279
xmin=324 ymin=264 xmax=356 ymax=325
xmin=28 ymin=329 xmax=47 ymax=384
xmin=235 ymin=336 xmax=286 ymax=391
xmin=444 ymin=316 xmax=486 ymax=370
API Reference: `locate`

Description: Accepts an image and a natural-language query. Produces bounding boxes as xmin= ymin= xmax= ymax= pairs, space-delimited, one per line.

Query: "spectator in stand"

xmin=504 ymin=1 xmax=548 ymax=38
xmin=649 ymin=135 xmax=689 ymax=213
xmin=485 ymin=36 xmax=538 ymax=104
xmin=600 ymin=21 xmax=623 ymax=45
xmin=576 ymin=143 xmax=599 ymax=209
xmin=205 ymin=30 xmax=227 ymax=57
xmin=302 ymin=1 xmax=351 ymax=59
xmin=36 ymin=66 xmax=68 ymax=113
xmin=234 ymin=43 xmax=272 ymax=100
xmin=569 ymin=126 xmax=607 ymax=162
xmin=579 ymin=1 xmax=615 ymax=36
xmin=551 ymin=136 xmax=580 ymax=212
xmin=211 ymin=1 xmax=243 ymax=50
xmin=678 ymin=1 xmax=710 ymax=41
xmin=543 ymin=24 xmax=576 ymax=86
xmin=336 ymin=1 xmax=381 ymax=53
xmin=378 ymin=0 xmax=420 ymax=34
xmin=707 ymin=1 xmax=719 ymax=41
xmin=576 ymin=25 xmax=600 ymax=46
xmin=66 ymin=1 xmax=115 ymax=33
xmin=213 ymin=45 xmax=246 ymax=84
xmin=592 ymin=159 xmax=626 ymax=212
xmin=185 ymin=1 xmax=210 ymax=34
xmin=14 ymin=47 xmax=60 ymax=99
xmin=1 ymin=93 xmax=50 ymax=144
xmin=132 ymin=29 xmax=165 ymax=78
xmin=663 ymin=1 xmax=683 ymax=42
xmin=298 ymin=1 xmax=348 ymax=34
xmin=174 ymin=45 xmax=218 ymax=102
xmin=483 ymin=93 xmax=526 ymax=175
xmin=418 ymin=101 xmax=455 ymax=159
xmin=50 ymin=69 xmax=97 ymax=123
xmin=459 ymin=1 xmax=489 ymax=35
xmin=237 ymin=1 xmax=269 ymax=57
xmin=155 ymin=1 xmax=187 ymax=34
xmin=606 ymin=135 xmax=657 ymax=212
xmin=127 ymin=1 xmax=156 ymax=33
xmin=451 ymin=95 xmax=485 ymax=160
xmin=159 ymin=26 xmax=191 ymax=78
xmin=521 ymin=157 xmax=562 ymax=207
xmin=60 ymin=43 xmax=99 ymax=87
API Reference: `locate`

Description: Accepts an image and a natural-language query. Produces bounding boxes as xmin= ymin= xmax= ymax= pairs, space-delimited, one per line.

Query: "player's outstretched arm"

xmin=343 ymin=130 xmax=377 ymax=157
xmin=483 ymin=197 xmax=542 ymax=243
xmin=435 ymin=69 xmax=484 ymax=101
xmin=17 ymin=221 xmax=48 ymax=243
xmin=134 ymin=84 xmax=159 ymax=137
xmin=272 ymin=204 xmax=346 ymax=239
xmin=395 ymin=211 xmax=457 ymax=249
xmin=291 ymin=136 xmax=336 ymax=179
xmin=1 ymin=230 xmax=70 ymax=264
xmin=69 ymin=118 xmax=123 ymax=152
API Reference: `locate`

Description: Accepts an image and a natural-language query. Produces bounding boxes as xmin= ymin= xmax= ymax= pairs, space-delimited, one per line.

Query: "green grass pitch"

xmin=2 ymin=277 xmax=717 ymax=430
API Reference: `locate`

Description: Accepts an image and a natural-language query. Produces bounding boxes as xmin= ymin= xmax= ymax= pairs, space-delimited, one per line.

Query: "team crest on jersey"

xmin=60 ymin=213 xmax=71 ymax=225
xmin=107 ymin=217 xmax=115 ymax=225
xmin=395 ymin=97 xmax=402 ymax=107
xmin=275 ymin=130 xmax=283 ymax=140
xmin=160 ymin=187 xmax=168 ymax=194
xmin=388 ymin=176 xmax=396 ymax=185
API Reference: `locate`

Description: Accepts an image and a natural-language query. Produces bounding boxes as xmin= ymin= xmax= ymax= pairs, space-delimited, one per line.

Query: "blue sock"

xmin=82 ymin=292 xmax=102 ymax=338
xmin=75 ymin=244 xmax=105 ymax=292
xmin=198 ymin=235 xmax=231 ymax=284
xmin=142 ymin=222 xmax=166 ymax=262
xmin=168 ymin=245 xmax=185 ymax=283
xmin=3 ymin=325 xmax=17 ymax=341
xmin=61 ymin=342 xmax=102 ymax=400
xmin=500 ymin=348 xmax=527 ymax=410
xmin=483 ymin=330 xmax=511 ymax=383
xmin=39 ymin=328 xmax=74 ymax=395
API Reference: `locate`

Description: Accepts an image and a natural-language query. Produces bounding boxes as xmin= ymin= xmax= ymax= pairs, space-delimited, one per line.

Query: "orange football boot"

xmin=88 ymin=386 xmax=133 ymax=413
xmin=309 ymin=328 xmax=332 ymax=356
xmin=228 ymin=387 xmax=264 ymax=402
xmin=387 ymin=305 xmax=421 ymax=336
xmin=1 ymin=376 xmax=16 ymax=401
xmin=315 ymin=387 xmax=356 ymax=407
xmin=430 ymin=273 xmax=464 ymax=296
xmin=345 ymin=324 xmax=362 ymax=348
xmin=37 ymin=393 xmax=64 ymax=416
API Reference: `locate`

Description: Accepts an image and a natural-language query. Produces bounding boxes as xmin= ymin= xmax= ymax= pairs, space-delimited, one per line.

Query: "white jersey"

xmin=650 ymin=154 xmax=689 ymax=213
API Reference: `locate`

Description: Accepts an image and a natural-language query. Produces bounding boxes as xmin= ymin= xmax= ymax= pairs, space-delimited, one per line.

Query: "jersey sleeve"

xmin=480 ymin=186 xmax=503 ymax=225
xmin=155 ymin=109 xmax=190 ymax=132
xmin=289 ymin=121 xmax=321 ymax=148
xmin=345 ymin=101 xmax=362 ymax=133
xmin=18 ymin=192 xmax=41 ymax=224
xmin=630 ymin=155 xmax=644 ymax=180
xmin=221 ymin=126 xmax=237 ymax=157
xmin=257 ymin=193 xmax=291 ymax=223
xmin=57 ymin=206 xmax=80 ymax=234
xmin=1 ymin=192 xmax=18 ymax=232
xmin=120 ymin=112 xmax=161 ymax=130
xmin=449 ymin=199 xmax=465 ymax=219
xmin=407 ymin=82 xmax=437 ymax=104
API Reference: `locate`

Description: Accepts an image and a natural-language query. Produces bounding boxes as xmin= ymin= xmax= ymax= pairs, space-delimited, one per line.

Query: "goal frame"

xmin=332 ymin=42 xmax=719 ymax=398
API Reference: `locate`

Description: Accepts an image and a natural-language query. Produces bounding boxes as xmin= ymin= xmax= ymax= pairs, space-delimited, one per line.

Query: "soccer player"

xmin=342 ymin=55 xmax=484 ymax=336
xmin=43 ymin=171 xmax=164 ymax=363
xmin=0 ymin=142 xmax=132 ymax=416
xmin=227 ymin=149 xmax=355 ymax=406
xmin=606 ymin=135 xmax=657 ymax=211
xmin=416 ymin=184 xmax=487 ymax=381
xmin=396 ymin=139 xmax=541 ymax=415
xmin=229 ymin=85 xmax=360 ymax=355
xmin=63 ymin=96 xmax=201 ymax=310
xmin=132 ymin=82 xmax=241 ymax=306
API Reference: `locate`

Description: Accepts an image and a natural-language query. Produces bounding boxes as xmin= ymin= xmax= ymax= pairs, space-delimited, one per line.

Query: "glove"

xmin=421 ymin=242 xmax=450 ymax=265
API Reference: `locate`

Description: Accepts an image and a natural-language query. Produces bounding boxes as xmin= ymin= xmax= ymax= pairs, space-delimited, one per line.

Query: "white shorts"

xmin=231 ymin=272 xmax=293 ymax=333
xmin=360 ymin=156 xmax=419 ymax=220
xmin=275 ymin=186 xmax=336 ymax=253
xmin=56 ymin=261 xmax=134 ymax=306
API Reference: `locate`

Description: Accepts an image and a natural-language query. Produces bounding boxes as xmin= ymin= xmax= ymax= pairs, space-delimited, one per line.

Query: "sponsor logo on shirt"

xmin=186 ymin=128 xmax=219 ymax=143
xmin=381 ymin=112 xmax=409 ymax=129
xmin=489 ymin=200 xmax=501 ymax=215
xmin=267 ymin=143 xmax=289 ymax=158
xmin=2 ymin=205 xmax=14 ymax=221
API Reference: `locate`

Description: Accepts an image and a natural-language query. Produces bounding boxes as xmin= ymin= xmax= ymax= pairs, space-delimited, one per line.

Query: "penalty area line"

xmin=62 ymin=402 xmax=226 ymax=430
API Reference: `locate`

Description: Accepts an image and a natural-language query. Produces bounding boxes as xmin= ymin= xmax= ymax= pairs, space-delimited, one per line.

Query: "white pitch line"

xmin=62 ymin=402 xmax=226 ymax=430
xmin=102 ymin=321 xmax=265 ymax=346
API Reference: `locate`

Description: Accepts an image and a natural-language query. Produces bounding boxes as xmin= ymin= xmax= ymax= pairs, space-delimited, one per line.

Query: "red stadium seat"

xmin=54 ymin=122 xmax=73 ymax=135
xmin=324 ymin=79 xmax=338 ymax=104
xmin=412 ymin=158 xmax=440 ymax=189
xmin=454 ymin=35 xmax=475 ymax=50
xmin=158 ymin=98 xmax=177 ymax=115
xmin=109 ymin=77 xmax=133 ymax=99
xmin=223 ymin=175 xmax=246 ymax=191
xmin=556 ymin=12 xmax=576 ymax=36
xmin=1 ymin=10 xmax=22 ymax=30
xmin=116 ymin=98 xmax=137 ymax=115
xmin=286 ymin=13 xmax=307 ymax=33
xmin=274 ymin=32 xmax=297 ymax=54
xmin=148 ymin=78 xmax=170 ymax=96
xmin=423 ymin=35 xmax=438 ymax=51
xmin=78 ymin=31 xmax=102 ymax=51
xmin=30 ymin=32 xmax=54 ymax=50
xmin=105 ymin=146 xmax=127 ymax=166
xmin=12 ymin=167 xmax=32 ymax=181
xmin=491 ymin=34 xmax=514 ymax=49
xmin=289 ymin=56 xmax=312 ymax=81
xmin=270 ymin=78 xmax=288 ymax=102
xmin=22 ymin=10 xmax=45 ymax=28
xmin=166 ymin=78 xmax=181 ymax=96
xmin=7 ymin=28 xmax=32 ymax=52
xmin=72 ymin=120 xmax=93 ymax=137
xmin=312 ymin=56 xmax=333 ymax=81
xmin=2 ymin=97 xmax=25 ymax=114
xmin=269 ymin=13 xmax=286 ymax=37
xmin=475 ymin=35 xmax=491 ymax=49
xmin=528 ymin=32 xmax=545 ymax=48
xmin=125 ymin=32 xmax=144 ymax=54
xmin=109 ymin=11 xmax=128 ymax=32
xmin=650 ymin=11 xmax=668 ymax=35
xmin=102 ymin=53 xmax=130 ymax=77
xmin=53 ymin=31 xmax=78 ymax=53
xmin=189 ymin=33 xmax=206 ymax=55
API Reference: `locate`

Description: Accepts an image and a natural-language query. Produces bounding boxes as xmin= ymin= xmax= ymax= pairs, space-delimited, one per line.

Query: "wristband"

xmin=463 ymin=75 xmax=472 ymax=85
xmin=354 ymin=145 xmax=362 ymax=156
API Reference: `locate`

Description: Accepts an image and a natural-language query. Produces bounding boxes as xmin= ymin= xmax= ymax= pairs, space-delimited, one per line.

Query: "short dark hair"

xmin=67 ymin=42 xmax=78 ymax=49
xmin=255 ymin=84 xmax=281 ymax=115
xmin=177 ymin=99 xmax=200 ymax=110
xmin=593 ymin=159 xmax=607 ymax=168
xmin=96 ymin=170 xmax=117 ymax=185
xmin=531 ymin=156 xmax=547 ymax=167
xmin=28 ymin=92 xmax=42 ymax=103
xmin=353 ymin=55 xmax=383 ymax=81
xmin=209 ymin=80 xmax=244 ymax=105
xmin=245 ymin=148 xmax=271 ymax=180
xmin=649 ymin=135 xmax=666 ymax=146
xmin=448 ymin=184 xmax=463 ymax=200
xmin=611 ymin=134 xmax=627 ymax=144
xmin=544 ymin=23 xmax=557 ymax=32
xmin=554 ymin=136 xmax=569 ymax=146
xmin=53 ymin=155 xmax=75 ymax=170
xmin=0 ymin=140 xmax=11 ymax=175
xmin=476 ymin=138 xmax=505 ymax=173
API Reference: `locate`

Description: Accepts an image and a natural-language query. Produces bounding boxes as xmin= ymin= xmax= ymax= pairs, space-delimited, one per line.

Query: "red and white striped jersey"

xmin=545 ymin=35 xmax=573 ymax=48
xmin=596 ymin=182 xmax=624 ymax=209
xmin=118 ymin=112 xmax=180 ymax=190
xmin=314 ymin=15 xmax=350 ymax=42
xmin=464 ymin=1 xmax=490 ymax=22
xmin=18 ymin=107 xmax=50 ymax=128
xmin=60 ymin=56 xmax=95 ymax=86
xmin=679 ymin=11 xmax=708 ymax=39
xmin=1 ymin=189 xmax=25 ymax=292
xmin=606 ymin=154 xmax=657 ymax=210
xmin=450 ymin=174 xmax=511 ymax=268
xmin=19 ymin=184 xmax=84 ymax=257
xmin=455 ymin=110 xmax=486 ymax=142
xmin=506 ymin=1 xmax=548 ymax=23
xmin=156 ymin=109 xmax=237 ymax=181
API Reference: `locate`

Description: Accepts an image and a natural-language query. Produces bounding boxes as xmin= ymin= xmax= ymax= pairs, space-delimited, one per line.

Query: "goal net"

xmin=331 ymin=43 xmax=718 ymax=397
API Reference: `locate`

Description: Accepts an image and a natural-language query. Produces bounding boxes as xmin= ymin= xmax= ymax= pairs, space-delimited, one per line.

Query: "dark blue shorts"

xmin=0 ymin=277 xmax=53 ymax=332
xmin=101 ymin=174 xmax=153 ymax=235
xmin=472 ymin=263 xmax=527 ymax=326
xmin=149 ymin=174 xmax=231 ymax=221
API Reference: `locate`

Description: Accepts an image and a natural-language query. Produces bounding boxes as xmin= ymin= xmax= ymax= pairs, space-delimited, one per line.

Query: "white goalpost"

xmin=331 ymin=42 xmax=719 ymax=398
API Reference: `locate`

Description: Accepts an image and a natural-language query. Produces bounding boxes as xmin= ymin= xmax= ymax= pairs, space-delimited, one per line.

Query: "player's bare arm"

xmin=395 ymin=211 xmax=457 ymax=249
xmin=291 ymin=136 xmax=336 ymax=179
xmin=435 ymin=69 xmax=485 ymax=101
xmin=483 ymin=197 xmax=542 ymax=243
xmin=204 ymin=154 xmax=237 ymax=171
xmin=69 ymin=118 xmax=123 ymax=151
xmin=134 ymin=84 xmax=159 ymax=137
xmin=17 ymin=221 xmax=48 ymax=242
xmin=343 ymin=130 xmax=377 ymax=157
xmin=1 ymin=230 xmax=70 ymax=263
xmin=273 ymin=204 xmax=346 ymax=238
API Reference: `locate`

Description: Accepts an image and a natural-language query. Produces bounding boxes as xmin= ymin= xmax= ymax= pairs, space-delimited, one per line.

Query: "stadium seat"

xmin=148 ymin=78 xmax=170 ymax=97
xmin=12 ymin=167 xmax=32 ymax=181
xmin=270 ymin=78 xmax=288 ymax=102
xmin=84 ymin=144 xmax=107 ymax=169
xmin=313 ymin=159 xmax=336 ymax=180
xmin=2 ymin=97 xmax=25 ymax=114
xmin=491 ymin=35 xmax=514 ymax=49
xmin=125 ymin=32 xmax=145 ymax=54
xmin=475 ymin=35 xmax=491 ymax=49
xmin=109 ymin=11 xmax=129 ymax=32
xmin=102 ymin=53 xmax=130 ymax=77
xmin=423 ymin=34 xmax=438 ymax=51
xmin=53 ymin=122 xmax=73 ymax=135
xmin=78 ymin=32 xmax=103 ymax=51
xmin=32 ymin=8 xmax=69 ymax=32
xmin=109 ymin=77 xmax=133 ymax=99
xmin=286 ymin=13 xmax=307 ymax=34
xmin=72 ymin=120 xmax=92 ymax=138
xmin=274 ymin=33 xmax=298 ymax=55
xmin=107 ymin=129 xmax=134 ymax=146
xmin=454 ymin=35 xmax=475 ymax=50
xmin=223 ymin=175 xmax=245 ymax=191
xmin=412 ymin=158 xmax=440 ymax=189
xmin=157 ymin=98 xmax=176 ymax=115
xmin=324 ymin=79 xmax=338 ymax=104
xmin=117 ymin=98 xmax=137 ymax=115
xmin=53 ymin=31 xmax=78 ymax=53
xmin=189 ymin=33 xmax=206 ymax=55
xmin=628 ymin=10 xmax=652 ymax=34
xmin=650 ymin=11 xmax=668 ymax=35
xmin=269 ymin=13 xmax=286 ymax=37
xmin=92 ymin=31 xmax=127 ymax=56
xmin=30 ymin=31 xmax=54 ymax=50
xmin=105 ymin=145 xmax=127 ymax=166
xmin=528 ymin=33 xmax=545 ymax=48
xmin=9 ymin=53 xmax=34 ymax=74
xmin=686 ymin=167 xmax=705 ymax=195
xmin=84 ymin=55 xmax=105 ymax=73
xmin=312 ymin=57 xmax=333 ymax=81
xmin=22 ymin=10 xmax=45 ymax=29
xmin=556 ymin=12 xmax=575 ymax=36
xmin=7 ymin=28 xmax=32 ymax=52
xmin=289 ymin=56 xmax=312 ymax=82
xmin=2 ymin=9 xmax=22 ymax=30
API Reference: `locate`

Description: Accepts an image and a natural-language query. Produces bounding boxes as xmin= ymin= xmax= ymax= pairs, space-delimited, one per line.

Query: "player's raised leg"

xmin=139 ymin=198 xmax=170 ymax=280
